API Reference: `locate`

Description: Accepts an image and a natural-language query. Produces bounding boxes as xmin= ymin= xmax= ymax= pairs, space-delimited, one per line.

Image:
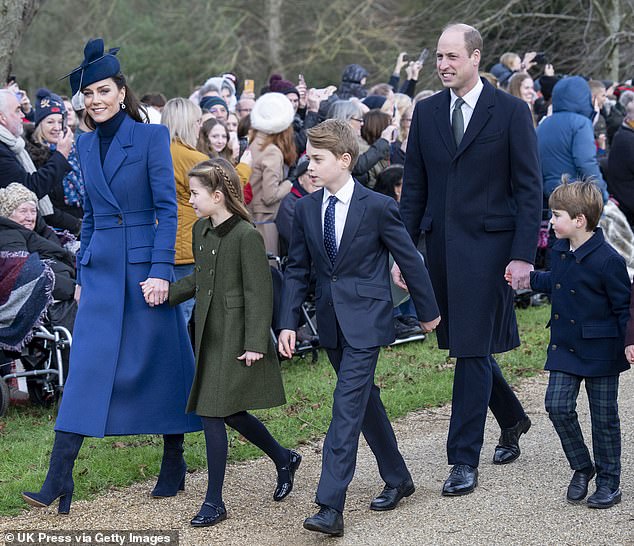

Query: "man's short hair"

xmin=307 ymin=119 xmax=359 ymax=170
xmin=443 ymin=22 xmax=483 ymax=56
xmin=549 ymin=177 xmax=604 ymax=231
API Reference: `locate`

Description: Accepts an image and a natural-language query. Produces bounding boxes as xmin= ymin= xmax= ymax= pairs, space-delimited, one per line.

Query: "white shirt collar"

xmin=450 ymin=77 xmax=484 ymax=111
xmin=323 ymin=176 xmax=355 ymax=205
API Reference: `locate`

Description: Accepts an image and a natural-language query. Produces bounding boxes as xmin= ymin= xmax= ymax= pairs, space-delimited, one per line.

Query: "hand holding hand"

xmin=278 ymin=329 xmax=296 ymax=358
xmin=140 ymin=277 xmax=170 ymax=307
xmin=625 ymin=345 xmax=634 ymax=364
xmin=504 ymin=260 xmax=533 ymax=290
xmin=237 ymin=351 xmax=263 ymax=367
xmin=420 ymin=315 xmax=441 ymax=333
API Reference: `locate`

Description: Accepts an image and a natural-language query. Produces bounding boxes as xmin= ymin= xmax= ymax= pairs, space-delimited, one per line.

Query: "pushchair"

xmin=0 ymin=315 xmax=72 ymax=417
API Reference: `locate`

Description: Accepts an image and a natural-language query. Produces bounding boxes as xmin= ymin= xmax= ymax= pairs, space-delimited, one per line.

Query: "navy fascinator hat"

xmin=62 ymin=38 xmax=121 ymax=97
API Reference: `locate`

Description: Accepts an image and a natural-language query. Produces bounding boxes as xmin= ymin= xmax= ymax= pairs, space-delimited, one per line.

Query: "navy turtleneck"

xmin=95 ymin=108 xmax=128 ymax=165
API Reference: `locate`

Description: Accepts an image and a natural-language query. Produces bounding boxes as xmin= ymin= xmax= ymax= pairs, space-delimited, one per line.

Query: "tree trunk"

xmin=606 ymin=0 xmax=621 ymax=82
xmin=0 ymin=0 xmax=45 ymax=82
xmin=266 ymin=0 xmax=283 ymax=74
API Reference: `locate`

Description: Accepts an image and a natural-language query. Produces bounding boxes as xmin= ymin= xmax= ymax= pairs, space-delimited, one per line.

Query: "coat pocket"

xmin=128 ymin=246 xmax=152 ymax=263
xmin=483 ymin=216 xmax=515 ymax=232
xmin=225 ymin=294 xmax=245 ymax=308
xmin=356 ymin=283 xmax=391 ymax=301
xmin=579 ymin=323 xmax=619 ymax=360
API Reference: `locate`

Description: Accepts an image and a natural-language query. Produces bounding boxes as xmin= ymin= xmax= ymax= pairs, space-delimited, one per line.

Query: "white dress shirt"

xmin=322 ymin=176 xmax=355 ymax=247
xmin=449 ymin=77 xmax=484 ymax=131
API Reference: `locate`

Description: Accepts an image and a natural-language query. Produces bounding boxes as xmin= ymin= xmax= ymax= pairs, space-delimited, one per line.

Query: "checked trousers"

xmin=545 ymin=371 xmax=621 ymax=490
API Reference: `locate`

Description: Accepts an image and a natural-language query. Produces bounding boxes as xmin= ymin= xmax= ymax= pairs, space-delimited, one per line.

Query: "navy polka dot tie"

xmin=324 ymin=195 xmax=338 ymax=264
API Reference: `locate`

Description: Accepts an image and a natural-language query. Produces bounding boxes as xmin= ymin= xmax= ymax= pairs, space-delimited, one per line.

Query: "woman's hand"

xmin=139 ymin=277 xmax=169 ymax=307
xmin=74 ymin=284 xmax=81 ymax=304
xmin=237 ymin=351 xmax=263 ymax=367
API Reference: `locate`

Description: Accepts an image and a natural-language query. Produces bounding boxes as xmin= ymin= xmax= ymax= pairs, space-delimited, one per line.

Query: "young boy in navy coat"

xmin=521 ymin=180 xmax=630 ymax=509
xmin=278 ymin=119 xmax=440 ymax=536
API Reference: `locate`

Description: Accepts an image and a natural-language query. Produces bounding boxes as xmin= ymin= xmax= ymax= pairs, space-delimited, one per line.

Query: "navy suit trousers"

xmin=316 ymin=325 xmax=411 ymax=512
xmin=447 ymin=356 xmax=526 ymax=467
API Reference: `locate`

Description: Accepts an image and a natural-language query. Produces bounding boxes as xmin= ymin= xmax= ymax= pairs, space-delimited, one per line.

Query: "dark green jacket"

xmin=170 ymin=215 xmax=285 ymax=417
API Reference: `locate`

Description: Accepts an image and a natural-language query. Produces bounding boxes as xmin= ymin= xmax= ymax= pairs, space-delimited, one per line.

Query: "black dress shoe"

xmin=303 ymin=506 xmax=344 ymax=537
xmin=493 ymin=416 xmax=531 ymax=465
xmin=566 ymin=467 xmax=595 ymax=504
xmin=370 ymin=479 xmax=415 ymax=511
xmin=273 ymin=450 xmax=302 ymax=501
xmin=441 ymin=464 xmax=478 ymax=496
xmin=587 ymin=486 xmax=622 ymax=509
xmin=190 ymin=502 xmax=227 ymax=528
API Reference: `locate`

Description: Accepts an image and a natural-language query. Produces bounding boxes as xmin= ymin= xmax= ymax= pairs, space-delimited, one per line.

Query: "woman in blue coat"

xmin=22 ymin=39 xmax=200 ymax=514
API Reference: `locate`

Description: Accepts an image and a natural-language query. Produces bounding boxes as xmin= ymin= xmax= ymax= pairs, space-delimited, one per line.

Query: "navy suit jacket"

xmin=279 ymin=181 xmax=439 ymax=349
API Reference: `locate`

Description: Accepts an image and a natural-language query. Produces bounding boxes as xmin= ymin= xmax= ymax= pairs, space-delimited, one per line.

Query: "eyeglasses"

xmin=350 ymin=117 xmax=364 ymax=124
xmin=236 ymin=108 xmax=252 ymax=113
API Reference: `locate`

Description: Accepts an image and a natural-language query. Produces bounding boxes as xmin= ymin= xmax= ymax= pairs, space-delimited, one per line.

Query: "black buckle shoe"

xmin=566 ymin=467 xmax=595 ymax=504
xmin=493 ymin=416 xmax=531 ymax=465
xmin=303 ymin=506 xmax=344 ymax=537
xmin=190 ymin=502 xmax=227 ymax=527
xmin=441 ymin=464 xmax=478 ymax=496
xmin=273 ymin=450 xmax=302 ymax=501
xmin=587 ymin=486 xmax=622 ymax=509
xmin=370 ymin=479 xmax=415 ymax=511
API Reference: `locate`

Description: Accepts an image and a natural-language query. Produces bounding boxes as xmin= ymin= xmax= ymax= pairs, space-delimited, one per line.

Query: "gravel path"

xmin=2 ymin=370 xmax=632 ymax=545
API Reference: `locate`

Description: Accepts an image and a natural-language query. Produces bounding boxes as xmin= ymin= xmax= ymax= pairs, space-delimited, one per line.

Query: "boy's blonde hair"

xmin=548 ymin=176 xmax=603 ymax=231
xmin=188 ymin=158 xmax=251 ymax=223
xmin=307 ymin=119 xmax=359 ymax=170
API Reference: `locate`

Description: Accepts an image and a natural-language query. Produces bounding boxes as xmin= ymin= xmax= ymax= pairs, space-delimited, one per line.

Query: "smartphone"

xmin=298 ymin=74 xmax=306 ymax=85
xmin=534 ymin=52 xmax=547 ymax=65
xmin=62 ymin=113 xmax=68 ymax=136
xmin=418 ymin=48 xmax=429 ymax=64
xmin=243 ymin=79 xmax=254 ymax=95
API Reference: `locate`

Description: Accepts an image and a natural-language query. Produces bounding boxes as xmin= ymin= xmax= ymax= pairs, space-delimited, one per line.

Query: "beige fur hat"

xmin=0 ymin=182 xmax=38 ymax=218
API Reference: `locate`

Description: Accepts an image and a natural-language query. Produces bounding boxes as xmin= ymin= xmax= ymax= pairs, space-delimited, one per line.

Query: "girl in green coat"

xmin=156 ymin=158 xmax=301 ymax=527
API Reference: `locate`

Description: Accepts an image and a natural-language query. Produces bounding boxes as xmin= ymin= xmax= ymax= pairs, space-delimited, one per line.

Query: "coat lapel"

xmin=83 ymin=131 xmax=120 ymax=209
xmin=455 ymin=79 xmax=494 ymax=158
xmin=433 ymin=89 xmax=456 ymax=156
xmin=308 ymin=190 xmax=330 ymax=265
xmin=333 ymin=182 xmax=366 ymax=270
xmin=102 ymin=115 xmax=135 ymax=184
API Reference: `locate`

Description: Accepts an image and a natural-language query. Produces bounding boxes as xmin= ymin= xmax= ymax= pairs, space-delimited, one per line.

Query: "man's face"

xmin=1 ymin=93 xmax=24 ymax=137
xmin=593 ymin=88 xmax=607 ymax=109
xmin=436 ymin=29 xmax=480 ymax=96
xmin=236 ymin=98 xmax=255 ymax=119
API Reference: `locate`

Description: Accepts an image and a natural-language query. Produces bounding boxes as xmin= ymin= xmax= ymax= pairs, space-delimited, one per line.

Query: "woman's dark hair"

xmin=237 ymin=113 xmax=251 ymax=140
xmin=84 ymin=73 xmax=147 ymax=130
xmin=374 ymin=165 xmax=404 ymax=201
xmin=361 ymin=110 xmax=391 ymax=146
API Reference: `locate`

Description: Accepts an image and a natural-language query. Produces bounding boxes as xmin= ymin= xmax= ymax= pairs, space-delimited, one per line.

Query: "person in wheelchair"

xmin=0 ymin=182 xmax=78 ymax=375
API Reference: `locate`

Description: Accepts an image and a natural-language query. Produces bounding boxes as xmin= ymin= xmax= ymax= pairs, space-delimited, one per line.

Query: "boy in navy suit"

xmin=278 ymin=119 xmax=440 ymax=536
xmin=516 ymin=180 xmax=630 ymax=509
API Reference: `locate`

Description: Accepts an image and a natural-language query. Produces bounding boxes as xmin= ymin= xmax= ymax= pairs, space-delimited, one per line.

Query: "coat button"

xmin=569 ymin=348 xmax=575 ymax=353
xmin=554 ymin=314 xmax=559 ymax=320
xmin=212 ymin=249 xmax=216 ymax=255
xmin=332 ymin=275 xmax=338 ymax=282
xmin=209 ymin=269 xmax=214 ymax=275
xmin=199 ymin=245 xmax=204 ymax=251
xmin=570 ymin=319 xmax=575 ymax=324
xmin=208 ymin=289 xmax=212 ymax=296
xmin=555 ymin=283 xmax=561 ymax=289
xmin=570 ymin=289 xmax=576 ymax=294
xmin=195 ymin=286 xmax=199 ymax=293
xmin=117 ymin=214 xmax=123 ymax=225
xmin=551 ymin=344 xmax=557 ymax=350
xmin=560 ymin=254 xmax=566 ymax=260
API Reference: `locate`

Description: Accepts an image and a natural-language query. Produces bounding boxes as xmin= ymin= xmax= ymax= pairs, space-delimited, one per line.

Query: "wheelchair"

xmin=0 ymin=321 xmax=72 ymax=417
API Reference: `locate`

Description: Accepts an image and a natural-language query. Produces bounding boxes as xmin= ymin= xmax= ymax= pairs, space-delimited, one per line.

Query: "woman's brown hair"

xmin=197 ymin=118 xmax=234 ymax=164
xmin=188 ymin=158 xmax=251 ymax=223
xmin=361 ymin=110 xmax=391 ymax=146
xmin=84 ymin=73 xmax=146 ymax=130
xmin=251 ymin=125 xmax=297 ymax=166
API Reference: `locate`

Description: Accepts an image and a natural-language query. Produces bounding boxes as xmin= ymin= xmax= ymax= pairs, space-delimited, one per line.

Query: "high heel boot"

xmin=22 ymin=431 xmax=84 ymax=514
xmin=151 ymin=434 xmax=186 ymax=497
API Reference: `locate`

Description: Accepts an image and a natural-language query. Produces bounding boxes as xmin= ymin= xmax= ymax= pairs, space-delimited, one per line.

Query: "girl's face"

xmin=208 ymin=123 xmax=228 ymax=152
xmin=189 ymin=176 xmax=220 ymax=218
xmin=40 ymin=114 xmax=63 ymax=143
xmin=226 ymin=113 xmax=239 ymax=133
xmin=520 ymin=78 xmax=535 ymax=105
xmin=82 ymin=77 xmax=126 ymax=124
xmin=9 ymin=201 xmax=37 ymax=231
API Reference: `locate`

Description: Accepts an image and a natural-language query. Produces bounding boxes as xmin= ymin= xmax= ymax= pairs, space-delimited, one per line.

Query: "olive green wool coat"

xmin=169 ymin=215 xmax=286 ymax=417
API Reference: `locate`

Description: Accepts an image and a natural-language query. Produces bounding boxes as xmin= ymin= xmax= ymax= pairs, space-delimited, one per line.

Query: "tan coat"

xmin=247 ymin=132 xmax=292 ymax=255
xmin=171 ymin=141 xmax=208 ymax=264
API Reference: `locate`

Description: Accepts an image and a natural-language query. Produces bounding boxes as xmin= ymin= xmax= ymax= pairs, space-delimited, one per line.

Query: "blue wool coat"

xmin=531 ymin=228 xmax=631 ymax=377
xmin=55 ymin=115 xmax=201 ymax=437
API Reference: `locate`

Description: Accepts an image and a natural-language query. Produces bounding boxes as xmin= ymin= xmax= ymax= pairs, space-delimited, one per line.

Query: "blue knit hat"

xmin=199 ymin=95 xmax=228 ymax=113
xmin=34 ymin=88 xmax=65 ymax=126
xmin=63 ymin=38 xmax=121 ymax=96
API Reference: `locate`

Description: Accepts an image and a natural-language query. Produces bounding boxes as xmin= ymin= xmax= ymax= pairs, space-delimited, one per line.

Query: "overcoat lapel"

xmin=433 ymin=90 xmax=456 ymax=156
xmin=83 ymin=132 xmax=120 ymax=209
xmin=455 ymin=79 xmax=495 ymax=158
xmin=103 ymin=115 xmax=135 ymax=184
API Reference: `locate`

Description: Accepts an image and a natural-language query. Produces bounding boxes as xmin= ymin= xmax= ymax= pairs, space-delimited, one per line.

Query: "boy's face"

xmin=550 ymin=209 xmax=584 ymax=239
xmin=306 ymin=141 xmax=351 ymax=192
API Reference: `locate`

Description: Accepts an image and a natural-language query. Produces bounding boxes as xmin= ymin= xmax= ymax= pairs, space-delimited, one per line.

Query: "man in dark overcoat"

xmin=395 ymin=23 xmax=542 ymax=496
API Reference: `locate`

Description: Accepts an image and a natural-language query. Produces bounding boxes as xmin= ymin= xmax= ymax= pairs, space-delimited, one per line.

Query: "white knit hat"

xmin=0 ymin=183 xmax=38 ymax=218
xmin=250 ymin=92 xmax=295 ymax=135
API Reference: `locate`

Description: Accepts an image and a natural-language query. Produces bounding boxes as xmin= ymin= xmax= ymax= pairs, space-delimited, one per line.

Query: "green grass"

xmin=0 ymin=305 xmax=550 ymax=516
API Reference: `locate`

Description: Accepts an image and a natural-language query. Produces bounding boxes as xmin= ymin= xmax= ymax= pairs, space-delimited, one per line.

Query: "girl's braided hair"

xmin=188 ymin=157 xmax=251 ymax=223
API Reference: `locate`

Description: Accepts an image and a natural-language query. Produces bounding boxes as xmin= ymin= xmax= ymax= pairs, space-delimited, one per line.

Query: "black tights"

xmin=201 ymin=411 xmax=289 ymax=506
